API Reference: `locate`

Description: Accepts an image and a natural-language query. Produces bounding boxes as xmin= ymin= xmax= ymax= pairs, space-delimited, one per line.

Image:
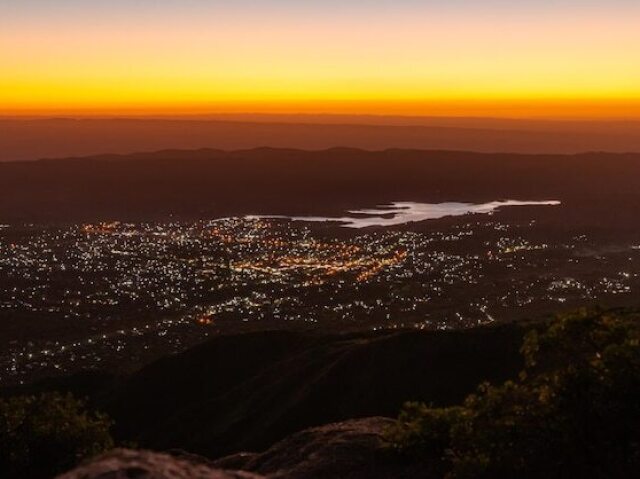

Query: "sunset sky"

xmin=2 ymin=0 xmax=640 ymax=118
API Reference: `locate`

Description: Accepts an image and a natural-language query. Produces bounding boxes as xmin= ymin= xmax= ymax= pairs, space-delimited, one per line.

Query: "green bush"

xmin=0 ymin=392 xmax=113 ymax=478
xmin=388 ymin=308 xmax=640 ymax=479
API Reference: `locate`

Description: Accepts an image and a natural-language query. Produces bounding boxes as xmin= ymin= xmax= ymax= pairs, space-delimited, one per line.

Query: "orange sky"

xmin=2 ymin=1 xmax=640 ymax=118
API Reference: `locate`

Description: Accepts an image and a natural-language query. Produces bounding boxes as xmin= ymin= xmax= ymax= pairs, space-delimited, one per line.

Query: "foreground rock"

xmin=58 ymin=417 xmax=426 ymax=478
xmin=56 ymin=449 xmax=262 ymax=479
xmin=215 ymin=417 xmax=420 ymax=478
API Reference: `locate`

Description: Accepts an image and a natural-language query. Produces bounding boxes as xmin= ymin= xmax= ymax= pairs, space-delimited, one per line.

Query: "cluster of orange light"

xmin=234 ymin=242 xmax=407 ymax=285
xmin=82 ymin=222 xmax=121 ymax=234
xmin=195 ymin=315 xmax=214 ymax=326
xmin=356 ymin=250 xmax=408 ymax=282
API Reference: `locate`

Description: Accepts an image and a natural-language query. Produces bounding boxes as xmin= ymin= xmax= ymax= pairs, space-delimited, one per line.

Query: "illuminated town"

xmin=1 ymin=218 xmax=638 ymax=385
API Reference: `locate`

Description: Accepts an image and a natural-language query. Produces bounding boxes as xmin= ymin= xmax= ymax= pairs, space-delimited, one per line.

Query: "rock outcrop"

xmin=216 ymin=417 xmax=407 ymax=478
xmin=56 ymin=448 xmax=262 ymax=479
xmin=58 ymin=417 xmax=426 ymax=479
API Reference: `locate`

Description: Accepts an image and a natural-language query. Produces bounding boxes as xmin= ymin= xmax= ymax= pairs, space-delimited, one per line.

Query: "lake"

xmin=248 ymin=200 xmax=561 ymax=229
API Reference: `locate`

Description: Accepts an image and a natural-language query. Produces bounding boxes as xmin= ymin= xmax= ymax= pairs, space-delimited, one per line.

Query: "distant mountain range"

xmin=0 ymin=147 xmax=639 ymax=229
xmin=2 ymin=117 xmax=640 ymax=163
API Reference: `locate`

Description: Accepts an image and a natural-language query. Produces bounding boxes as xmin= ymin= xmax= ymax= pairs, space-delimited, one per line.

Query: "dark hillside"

xmin=1 ymin=148 xmax=639 ymax=230
xmin=5 ymin=323 xmax=526 ymax=458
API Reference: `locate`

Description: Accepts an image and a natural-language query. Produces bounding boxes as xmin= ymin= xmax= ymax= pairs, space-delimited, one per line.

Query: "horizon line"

xmin=3 ymin=112 xmax=640 ymax=123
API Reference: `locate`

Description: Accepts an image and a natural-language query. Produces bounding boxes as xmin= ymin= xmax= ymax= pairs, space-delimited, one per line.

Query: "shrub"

xmin=0 ymin=392 xmax=113 ymax=478
xmin=388 ymin=309 xmax=640 ymax=479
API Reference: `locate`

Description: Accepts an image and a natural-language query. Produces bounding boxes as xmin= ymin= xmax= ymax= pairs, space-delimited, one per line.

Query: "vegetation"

xmin=0 ymin=392 xmax=113 ymax=479
xmin=388 ymin=308 xmax=640 ymax=478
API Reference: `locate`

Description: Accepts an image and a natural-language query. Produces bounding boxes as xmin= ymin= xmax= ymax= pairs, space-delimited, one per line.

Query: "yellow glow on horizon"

xmin=2 ymin=7 xmax=640 ymax=119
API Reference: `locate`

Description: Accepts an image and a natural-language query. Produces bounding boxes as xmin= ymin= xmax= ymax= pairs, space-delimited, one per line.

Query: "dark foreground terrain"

xmin=4 ymin=307 xmax=639 ymax=478
xmin=7 ymin=323 xmax=525 ymax=458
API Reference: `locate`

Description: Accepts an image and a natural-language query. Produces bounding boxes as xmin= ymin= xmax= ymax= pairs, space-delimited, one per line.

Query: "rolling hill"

xmin=7 ymin=323 xmax=526 ymax=458
xmin=1 ymin=148 xmax=639 ymax=230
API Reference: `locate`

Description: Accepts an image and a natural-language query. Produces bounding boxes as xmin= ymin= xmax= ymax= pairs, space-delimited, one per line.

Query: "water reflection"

xmin=248 ymin=200 xmax=561 ymax=229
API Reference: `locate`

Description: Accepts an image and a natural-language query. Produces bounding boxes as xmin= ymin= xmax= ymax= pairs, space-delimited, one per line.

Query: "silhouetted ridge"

xmin=8 ymin=324 xmax=526 ymax=458
xmin=3 ymin=118 xmax=640 ymax=162
xmin=1 ymin=148 xmax=639 ymax=227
